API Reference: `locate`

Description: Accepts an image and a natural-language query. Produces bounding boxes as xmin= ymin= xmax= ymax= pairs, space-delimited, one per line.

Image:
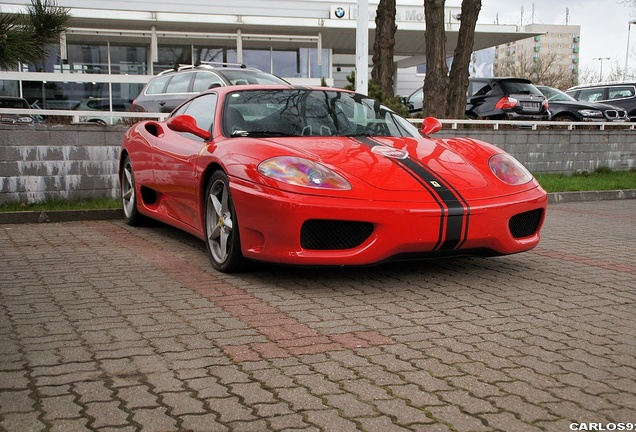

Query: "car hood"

xmin=549 ymin=100 xmax=625 ymax=111
xmin=257 ymin=135 xmax=491 ymax=192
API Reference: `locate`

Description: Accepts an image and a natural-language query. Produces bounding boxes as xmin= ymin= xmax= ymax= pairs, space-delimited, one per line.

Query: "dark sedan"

xmin=536 ymin=85 xmax=629 ymax=122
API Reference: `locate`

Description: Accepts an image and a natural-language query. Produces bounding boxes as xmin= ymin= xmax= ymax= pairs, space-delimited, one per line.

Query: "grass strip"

xmin=1 ymin=168 xmax=635 ymax=212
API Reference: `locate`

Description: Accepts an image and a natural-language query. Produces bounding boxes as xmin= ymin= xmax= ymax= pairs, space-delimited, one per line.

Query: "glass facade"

xmin=1 ymin=39 xmax=331 ymax=112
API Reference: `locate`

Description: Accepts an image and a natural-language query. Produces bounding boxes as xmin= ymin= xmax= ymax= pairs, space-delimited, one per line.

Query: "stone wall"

xmin=1 ymin=124 xmax=635 ymax=204
xmin=438 ymin=128 xmax=635 ymax=174
xmin=1 ymin=124 xmax=122 ymax=204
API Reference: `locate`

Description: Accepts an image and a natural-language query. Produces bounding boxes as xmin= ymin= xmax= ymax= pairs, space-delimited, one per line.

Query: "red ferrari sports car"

xmin=120 ymin=85 xmax=547 ymax=272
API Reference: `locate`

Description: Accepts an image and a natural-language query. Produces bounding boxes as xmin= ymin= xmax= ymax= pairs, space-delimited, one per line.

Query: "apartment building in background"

xmin=494 ymin=23 xmax=581 ymax=85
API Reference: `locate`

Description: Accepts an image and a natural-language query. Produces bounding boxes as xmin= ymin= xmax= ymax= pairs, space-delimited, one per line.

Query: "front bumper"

xmin=230 ymin=179 xmax=548 ymax=266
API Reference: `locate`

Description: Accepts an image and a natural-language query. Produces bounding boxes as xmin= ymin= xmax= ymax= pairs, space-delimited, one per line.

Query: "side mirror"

xmin=421 ymin=116 xmax=442 ymax=136
xmin=167 ymin=114 xmax=211 ymax=140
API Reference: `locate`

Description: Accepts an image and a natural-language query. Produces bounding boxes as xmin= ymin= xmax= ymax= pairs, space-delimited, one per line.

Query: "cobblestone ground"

xmin=1 ymin=200 xmax=634 ymax=432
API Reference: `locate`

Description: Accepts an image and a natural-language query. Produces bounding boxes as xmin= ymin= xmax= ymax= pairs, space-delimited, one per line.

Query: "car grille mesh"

xmin=509 ymin=209 xmax=543 ymax=239
xmin=301 ymin=220 xmax=374 ymax=250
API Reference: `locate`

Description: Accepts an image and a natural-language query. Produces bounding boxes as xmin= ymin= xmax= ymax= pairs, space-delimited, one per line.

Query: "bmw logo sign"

xmin=334 ymin=7 xmax=346 ymax=18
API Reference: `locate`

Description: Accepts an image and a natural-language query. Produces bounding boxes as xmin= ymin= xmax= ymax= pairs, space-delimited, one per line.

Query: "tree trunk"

xmin=423 ymin=0 xmax=449 ymax=118
xmin=371 ymin=0 xmax=397 ymax=97
xmin=446 ymin=0 xmax=481 ymax=119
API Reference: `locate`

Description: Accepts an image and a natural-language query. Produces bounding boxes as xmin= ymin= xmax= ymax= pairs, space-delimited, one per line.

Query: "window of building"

xmin=109 ymin=45 xmax=148 ymax=75
xmin=19 ymin=80 xmax=142 ymax=110
xmin=156 ymin=45 xmax=192 ymax=73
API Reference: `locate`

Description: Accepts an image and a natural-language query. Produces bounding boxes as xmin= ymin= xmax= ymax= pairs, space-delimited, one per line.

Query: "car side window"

xmin=578 ymin=88 xmax=604 ymax=102
xmin=182 ymin=94 xmax=218 ymax=134
xmin=145 ymin=76 xmax=170 ymax=95
xmin=608 ymin=86 xmax=635 ymax=100
xmin=165 ymin=73 xmax=193 ymax=94
xmin=193 ymin=72 xmax=224 ymax=92
xmin=472 ymin=84 xmax=492 ymax=97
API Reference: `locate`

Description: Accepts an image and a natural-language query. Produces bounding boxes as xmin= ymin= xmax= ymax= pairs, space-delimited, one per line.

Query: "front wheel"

xmin=555 ymin=114 xmax=578 ymax=122
xmin=120 ymin=156 xmax=144 ymax=225
xmin=204 ymin=171 xmax=246 ymax=273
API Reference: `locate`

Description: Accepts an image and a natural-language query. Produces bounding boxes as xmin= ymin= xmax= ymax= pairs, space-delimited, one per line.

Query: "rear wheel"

xmin=204 ymin=171 xmax=246 ymax=273
xmin=121 ymin=156 xmax=144 ymax=225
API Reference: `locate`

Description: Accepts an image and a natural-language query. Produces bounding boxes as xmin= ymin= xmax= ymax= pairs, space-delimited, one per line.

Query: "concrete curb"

xmin=547 ymin=189 xmax=636 ymax=204
xmin=0 ymin=190 xmax=634 ymax=224
xmin=0 ymin=209 xmax=123 ymax=224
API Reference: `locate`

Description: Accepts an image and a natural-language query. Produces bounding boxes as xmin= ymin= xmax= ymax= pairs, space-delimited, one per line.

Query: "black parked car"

xmin=0 ymin=96 xmax=37 ymax=124
xmin=536 ymin=85 xmax=629 ymax=122
xmin=401 ymin=77 xmax=551 ymax=121
xmin=566 ymin=82 xmax=636 ymax=121
xmin=466 ymin=78 xmax=550 ymax=121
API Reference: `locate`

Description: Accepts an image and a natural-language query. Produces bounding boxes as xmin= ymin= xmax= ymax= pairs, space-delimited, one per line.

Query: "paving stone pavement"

xmin=0 ymin=200 xmax=634 ymax=432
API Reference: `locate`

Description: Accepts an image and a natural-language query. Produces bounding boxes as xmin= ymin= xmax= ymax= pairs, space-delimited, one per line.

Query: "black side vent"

xmin=301 ymin=220 xmax=374 ymax=250
xmin=509 ymin=209 xmax=543 ymax=239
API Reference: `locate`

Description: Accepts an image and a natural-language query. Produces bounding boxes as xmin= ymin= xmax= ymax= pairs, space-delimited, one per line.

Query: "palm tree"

xmin=0 ymin=0 xmax=70 ymax=70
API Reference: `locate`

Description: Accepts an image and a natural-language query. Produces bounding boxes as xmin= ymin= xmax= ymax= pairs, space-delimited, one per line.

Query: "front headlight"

xmin=488 ymin=153 xmax=533 ymax=186
xmin=258 ymin=156 xmax=352 ymax=190
xmin=578 ymin=109 xmax=603 ymax=118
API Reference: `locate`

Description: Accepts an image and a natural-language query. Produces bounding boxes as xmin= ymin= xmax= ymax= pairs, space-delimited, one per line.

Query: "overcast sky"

xmin=478 ymin=0 xmax=635 ymax=78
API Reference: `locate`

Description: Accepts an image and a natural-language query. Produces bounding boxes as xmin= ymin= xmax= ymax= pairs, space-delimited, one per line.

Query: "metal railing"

xmin=410 ymin=118 xmax=636 ymax=131
xmin=1 ymin=108 xmax=635 ymax=130
xmin=0 ymin=108 xmax=169 ymax=125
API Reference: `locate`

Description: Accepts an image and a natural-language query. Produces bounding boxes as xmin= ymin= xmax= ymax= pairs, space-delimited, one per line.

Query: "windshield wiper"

xmin=342 ymin=132 xmax=373 ymax=137
xmin=231 ymin=130 xmax=294 ymax=137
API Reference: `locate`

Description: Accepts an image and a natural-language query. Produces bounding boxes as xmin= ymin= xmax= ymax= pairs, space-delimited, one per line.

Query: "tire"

xmin=120 ymin=156 xmax=144 ymax=225
xmin=204 ymin=171 xmax=247 ymax=273
xmin=555 ymin=114 xmax=578 ymax=122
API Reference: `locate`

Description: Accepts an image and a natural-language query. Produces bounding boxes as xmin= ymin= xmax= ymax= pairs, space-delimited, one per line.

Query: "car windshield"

xmin=540 ymin=87 xmax=577 ymax=102
xmin=223 ymin=89 xmax=420 ymax=138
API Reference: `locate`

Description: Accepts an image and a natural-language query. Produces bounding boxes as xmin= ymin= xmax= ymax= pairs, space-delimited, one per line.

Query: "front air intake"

xmin=509 ymin=209 xmax=543 ymax=238
xmin=301 ymin=220 xmax=374 ymax=250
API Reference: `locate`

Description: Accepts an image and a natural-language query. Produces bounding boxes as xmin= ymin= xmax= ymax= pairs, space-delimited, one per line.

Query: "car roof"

xmin=156 ymin=63 xmax=255 ymax=76
xmin=0 ymin=96 xmax=29 ymax=101
xmin=204 ymin=84 xmax=352 ymax=95
xmin=567 ymin=81 xmax=636 ymax=91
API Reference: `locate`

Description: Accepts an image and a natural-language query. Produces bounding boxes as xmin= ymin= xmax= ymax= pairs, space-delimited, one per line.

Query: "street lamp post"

xmin=623 ymin=19 xmax=636 ymax=81
xmin=593 ymin=57 xmax=610 ymax=82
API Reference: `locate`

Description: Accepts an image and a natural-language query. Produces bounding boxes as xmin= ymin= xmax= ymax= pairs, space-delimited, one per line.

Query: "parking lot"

xmin=1 ymin=199 xmax=635 ymax=432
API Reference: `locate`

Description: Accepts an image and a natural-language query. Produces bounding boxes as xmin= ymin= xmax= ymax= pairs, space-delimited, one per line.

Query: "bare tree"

xmin=494 ymin=51 xmax=578 ymax=89
xmin=446 ymin=0 xmax=481 ymax=119
xmin=423 ymin=0 xmax=482 ymax=118
xmin=618 ymin=0 xmax=636 ymax=7
xmin=371 ymin=0 xmax=397 ymax=97
xmin=422 ymin=0 xmax=448 ymax=117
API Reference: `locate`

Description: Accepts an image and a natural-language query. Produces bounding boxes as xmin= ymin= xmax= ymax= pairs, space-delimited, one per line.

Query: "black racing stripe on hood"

xmin=352 ymin=136 xmax=470 ymax=251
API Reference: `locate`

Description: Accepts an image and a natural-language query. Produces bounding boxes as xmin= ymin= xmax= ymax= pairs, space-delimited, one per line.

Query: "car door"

xmin=603 ymin=85 xmax=636 ymax=116
xmin=158 ymin=72 xmax=196 ymax=113
xmin=152 ymin=93 xmax=218 ymax=227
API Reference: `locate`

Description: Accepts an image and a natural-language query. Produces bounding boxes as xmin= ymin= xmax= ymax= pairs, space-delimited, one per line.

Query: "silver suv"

xmin=566 ymin=82 xmax=636 ymax=121
xmin=132 ymin=64 xmax=288 ymax=113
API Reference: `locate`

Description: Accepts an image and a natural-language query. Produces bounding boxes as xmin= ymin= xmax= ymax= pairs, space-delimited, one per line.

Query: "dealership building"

xmin=0 ymin=0 xmax=538 ymax=111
